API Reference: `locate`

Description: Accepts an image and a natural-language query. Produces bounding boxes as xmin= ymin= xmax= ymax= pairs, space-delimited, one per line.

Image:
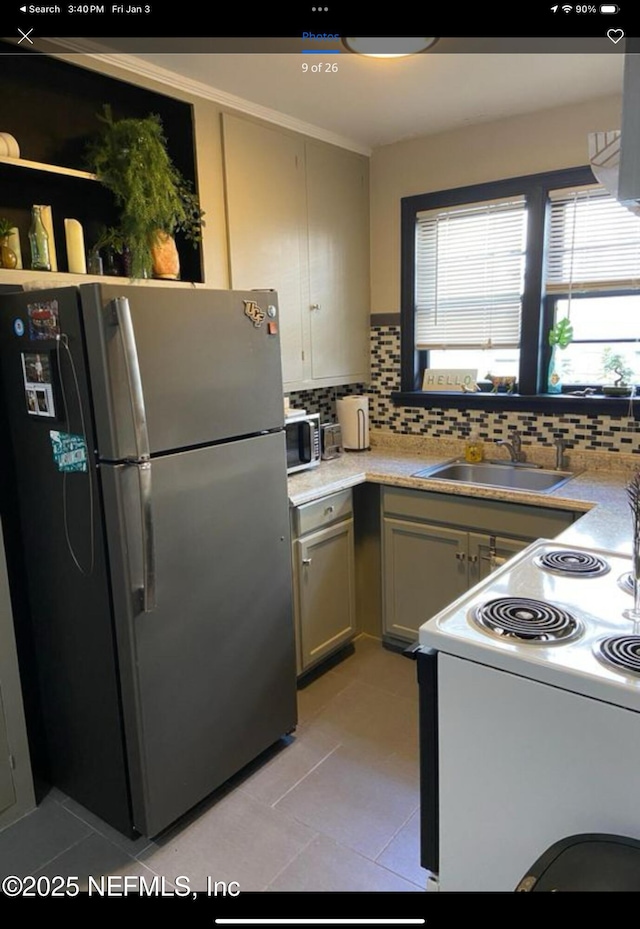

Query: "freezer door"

xmin=80 ymin=283 xmax=285 ymax=459
xmin=100 ymin=431 xmax=297 ymax=837
xmin=0 ymin=286 xmax=133 ymax=833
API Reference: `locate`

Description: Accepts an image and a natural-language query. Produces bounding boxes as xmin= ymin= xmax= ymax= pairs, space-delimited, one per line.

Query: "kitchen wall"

xmin=369 ymin=92 xmax=623 ymax=315
xmin=294 ymin=92 xmax=640 ymax=455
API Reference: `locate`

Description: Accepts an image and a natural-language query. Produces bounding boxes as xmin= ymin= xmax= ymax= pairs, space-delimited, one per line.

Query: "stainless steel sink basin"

xmin=412 ymin=460 xmax=575 ymax=493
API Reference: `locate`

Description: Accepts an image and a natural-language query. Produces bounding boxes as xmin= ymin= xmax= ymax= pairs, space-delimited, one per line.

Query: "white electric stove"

xmin=416 ymin=539 xmax=640 ymax=892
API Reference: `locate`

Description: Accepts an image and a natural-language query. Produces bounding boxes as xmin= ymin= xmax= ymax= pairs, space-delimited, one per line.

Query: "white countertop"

xmin=288 ymin=432 xmax=638 ymax=555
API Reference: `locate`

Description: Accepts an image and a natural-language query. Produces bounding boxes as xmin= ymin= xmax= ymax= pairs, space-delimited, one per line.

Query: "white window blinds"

xmin=414 ymin=197 xmax=527 ymax=350
xmin=546 ymin=185 xmax=640 ymax=294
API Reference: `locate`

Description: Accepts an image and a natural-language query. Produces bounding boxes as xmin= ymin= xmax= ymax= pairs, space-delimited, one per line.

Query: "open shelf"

xmin=0 ymin=45 xmax=203 ymax=283
xmin=0 ymin=156 xmax=97 ymax=181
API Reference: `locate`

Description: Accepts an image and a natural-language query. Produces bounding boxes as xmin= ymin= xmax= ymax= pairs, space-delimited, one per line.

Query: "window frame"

xmin=396 ymin=164 xmax=640 ymax=416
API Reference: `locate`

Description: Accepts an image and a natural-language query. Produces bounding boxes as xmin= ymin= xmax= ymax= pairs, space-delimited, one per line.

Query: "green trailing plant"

xmin=0 ymin=217 xmax=14 ymax=239
xmin=86 ymin=105 xmax=204 ymax=278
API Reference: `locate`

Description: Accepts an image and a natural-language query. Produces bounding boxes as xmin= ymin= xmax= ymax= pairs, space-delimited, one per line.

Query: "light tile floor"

xmin=0 ymin=635 xmax=427 ymax=894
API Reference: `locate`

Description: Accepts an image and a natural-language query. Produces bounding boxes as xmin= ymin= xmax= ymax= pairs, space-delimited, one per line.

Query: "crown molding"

xmin=41 ymin=38 xmax=372 ymax=157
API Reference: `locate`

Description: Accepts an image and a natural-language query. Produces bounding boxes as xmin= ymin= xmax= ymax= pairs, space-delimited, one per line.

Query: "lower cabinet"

xmin=381 ymin=487 xmax=575 ymax=644
xmin=382 ymin=519 xmax=530 ymax=642
xmin=291 ymin=489 xmax=357 ymax=675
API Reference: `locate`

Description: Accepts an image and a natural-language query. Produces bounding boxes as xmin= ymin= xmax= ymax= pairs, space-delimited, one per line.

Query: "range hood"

xmin=589 ymin=43 xmax=640 ymax=215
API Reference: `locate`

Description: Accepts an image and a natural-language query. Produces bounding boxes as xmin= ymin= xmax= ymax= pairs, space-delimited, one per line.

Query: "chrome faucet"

xmin=496 ymin=431 xmax=525 ymax=463
xmin=554 ymin=437 xmax=567 ymax=471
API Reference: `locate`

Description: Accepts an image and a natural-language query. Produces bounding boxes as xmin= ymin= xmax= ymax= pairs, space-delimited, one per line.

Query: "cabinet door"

xmin=306 ymin=141 xmax=370 ymax=383
xmin=468 ymin=533 xmax=530 ymax=586
xmin=0 ymin=691 xmax=15 ymax=817
xmin=383 ymin=518 xmax=467 ymax=643
xmin=222 ymin=114 xmax=308 ymax=386
xmin=296 ymin=520 xmax=356 ymax=671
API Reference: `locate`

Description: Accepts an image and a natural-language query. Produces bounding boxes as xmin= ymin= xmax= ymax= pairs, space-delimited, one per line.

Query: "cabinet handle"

xmin=455 ymin=551 xmax=466 ymax=562
xmin=324 ymin=505 xmax=335 ymax=515
xmin=467 ymin=554 xmax=478 ymax=564
xmin=302 ymin=558 xmax=312 ymax=566
xmin=310 ymin=303 xmax=321 ymax=311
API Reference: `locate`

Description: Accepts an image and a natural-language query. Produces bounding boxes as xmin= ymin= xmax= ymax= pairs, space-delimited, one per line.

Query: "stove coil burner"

xmin=535 ymin=549 xmax=610 ymax=577
xmin=472 ymin=597 xmax=583 ymax=643
xmin=618 ymin=573 xmax=636 ymax=596
xmin=595 ymin=636 xmax=640 ymax=676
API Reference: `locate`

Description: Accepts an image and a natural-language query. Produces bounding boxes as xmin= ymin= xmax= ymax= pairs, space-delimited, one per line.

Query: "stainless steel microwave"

xmin=284 ymin=412 xmax=321 ymax=474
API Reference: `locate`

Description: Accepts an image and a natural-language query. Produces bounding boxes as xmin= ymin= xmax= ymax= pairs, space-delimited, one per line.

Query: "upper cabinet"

xmin=0 ymin=49 xmax=371 ymax=375
xmin=223 ymin=113 xmax=370 ymax=391
xmin=0 ymin=47 xmax=204 ymax=284
xmin=222 ymin=114 xmax=308 ymax=384
xmin=305 ymin=141 xmax=370 ymax=383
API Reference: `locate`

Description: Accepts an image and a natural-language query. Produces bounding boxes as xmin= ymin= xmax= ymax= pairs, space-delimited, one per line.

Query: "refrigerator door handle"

xmin=112 ymin=296 xmax=151 ymax=461
xmin=135 ymin=459 xmax=156 ymax=613
xmin=113 ymin=296 xmax=155 ymax=612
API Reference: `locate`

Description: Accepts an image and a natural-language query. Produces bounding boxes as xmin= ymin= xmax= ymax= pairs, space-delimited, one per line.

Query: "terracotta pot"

xmin=151 ymin=231 xmax=180 ymax=280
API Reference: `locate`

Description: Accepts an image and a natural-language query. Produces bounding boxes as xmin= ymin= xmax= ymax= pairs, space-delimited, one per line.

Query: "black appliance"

xmin=0 ymin=282 xmax=297 ymax=838
xmin=516 ymin=834 xmax=640 ymax=891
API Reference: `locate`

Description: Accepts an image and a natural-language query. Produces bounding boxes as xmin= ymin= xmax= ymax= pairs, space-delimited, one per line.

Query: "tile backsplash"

xmin=286 ymin=384 xmax=366 ymax=423
xmin=288 ymin=326 xmax=640 ymax=455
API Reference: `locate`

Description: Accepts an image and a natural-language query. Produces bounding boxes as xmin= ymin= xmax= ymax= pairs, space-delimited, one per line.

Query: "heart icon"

xmin=607 ymin=28 xmax=624 ymax=44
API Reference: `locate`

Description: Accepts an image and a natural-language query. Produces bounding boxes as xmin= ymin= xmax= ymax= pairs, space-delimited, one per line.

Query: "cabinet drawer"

xmin=294 ymin=489 xmax=353 ymax=536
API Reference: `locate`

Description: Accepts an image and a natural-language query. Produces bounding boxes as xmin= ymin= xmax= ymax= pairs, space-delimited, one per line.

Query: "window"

xmin=545 ymin=186 xmax=640 ymax=389
xmin=415 ymin=197 xmax=526 ymax=379
xmin=398 ymin=166 xmax=640 ymax=411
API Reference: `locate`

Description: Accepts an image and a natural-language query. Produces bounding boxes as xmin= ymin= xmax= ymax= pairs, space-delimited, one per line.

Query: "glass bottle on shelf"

xmin=29 ymin=205 xmax=51 ymax=271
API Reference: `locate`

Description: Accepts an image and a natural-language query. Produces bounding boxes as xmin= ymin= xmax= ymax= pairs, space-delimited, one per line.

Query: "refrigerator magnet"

xmin=27 ymin=299 xmax=60 ymax=341
xmin=22 ymin=351 xmax=56 ymax=418
xmin=49 ymin=431 xmax=88 ymax=473
xmin=13 ymin=318 xmax=24 ymax=337
xmin=243 ymin=299 xmax=265 ymax=328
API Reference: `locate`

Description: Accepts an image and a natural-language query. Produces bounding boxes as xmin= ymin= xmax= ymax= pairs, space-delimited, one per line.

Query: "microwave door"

xmin=299 ymin=420 xmax=315 ymax=463
xmin=286 ymin=421 xmax=310 ymax=468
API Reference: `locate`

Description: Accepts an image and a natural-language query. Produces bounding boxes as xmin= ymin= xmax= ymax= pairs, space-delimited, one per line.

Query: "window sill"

xmin=391 ymin=390 xmax=640 ymax=417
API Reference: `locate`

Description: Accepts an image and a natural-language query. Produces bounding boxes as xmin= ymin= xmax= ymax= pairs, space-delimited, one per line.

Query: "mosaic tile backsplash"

xmin=288 ymin=326 xmax=640 ymax=454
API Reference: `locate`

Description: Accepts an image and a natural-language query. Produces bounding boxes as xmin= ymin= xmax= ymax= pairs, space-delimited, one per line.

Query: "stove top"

xmin=471 ymin=596 xmax=583 ymax=643
xmin=595 ymin=635 xmax=640 ymax=676
xmin=418 ymin=540 xmax=640 ymax=711
xmin=534 ymin=549 xmax=610 ymax=578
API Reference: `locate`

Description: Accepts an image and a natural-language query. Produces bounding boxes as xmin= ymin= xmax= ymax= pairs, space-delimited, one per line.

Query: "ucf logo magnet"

xmin=243 ymin=300 xmax=265 ymax=328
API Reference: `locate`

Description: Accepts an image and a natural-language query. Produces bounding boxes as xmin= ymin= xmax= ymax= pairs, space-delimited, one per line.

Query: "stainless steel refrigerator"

xmin=0 ymin=282 xmax=297 ymax=837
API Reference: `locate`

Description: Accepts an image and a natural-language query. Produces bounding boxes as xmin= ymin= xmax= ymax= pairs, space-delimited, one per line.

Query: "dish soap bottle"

xmin=464 ymin=430 xmax=484 ymax=463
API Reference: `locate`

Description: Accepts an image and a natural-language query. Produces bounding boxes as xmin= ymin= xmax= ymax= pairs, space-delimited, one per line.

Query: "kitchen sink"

xmin=412 ymin=460 xmax=576 ymax=493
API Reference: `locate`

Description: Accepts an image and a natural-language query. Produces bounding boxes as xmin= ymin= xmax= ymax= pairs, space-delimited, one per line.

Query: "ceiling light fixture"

xmin=342 ymin=37 xmax=440 ymax=57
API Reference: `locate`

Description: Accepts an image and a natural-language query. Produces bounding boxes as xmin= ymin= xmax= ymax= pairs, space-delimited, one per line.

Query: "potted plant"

xmin=86 ymin=106 xmax=204 ymax=279
xmin=547 ymin=317 xmax=573 ymax=394
xmin=0 ymin=217 xmax=17 ymax=269
xmin=601 ymin=348 xmax=635 ymax=396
